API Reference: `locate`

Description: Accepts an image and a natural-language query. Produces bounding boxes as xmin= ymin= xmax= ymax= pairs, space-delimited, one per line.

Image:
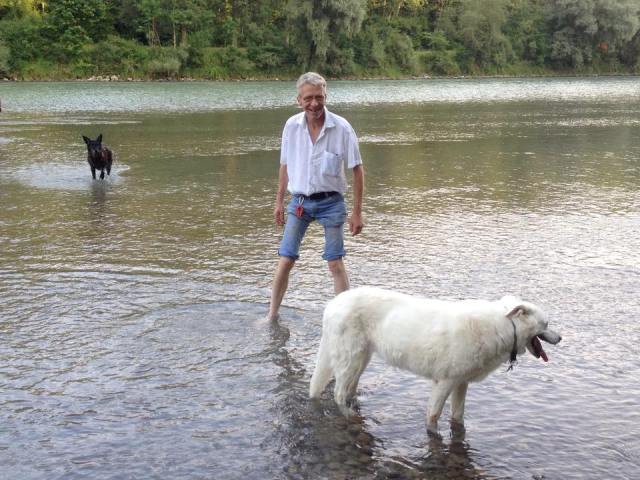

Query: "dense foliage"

xmin=1 ymin=0 xmax=639 ymax=79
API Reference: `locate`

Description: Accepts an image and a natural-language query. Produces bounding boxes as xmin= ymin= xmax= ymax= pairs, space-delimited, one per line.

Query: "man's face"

xmin=297 ymin=83 xmax=326 ymax=121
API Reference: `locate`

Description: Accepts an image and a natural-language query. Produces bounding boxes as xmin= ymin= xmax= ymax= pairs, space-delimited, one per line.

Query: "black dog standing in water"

xmin=82 ymin=134 xmax=113 ymax=180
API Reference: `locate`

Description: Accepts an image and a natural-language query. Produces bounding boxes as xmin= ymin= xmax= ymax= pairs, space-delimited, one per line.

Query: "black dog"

xmin=82 ymin=134 xmax=113 ymax=180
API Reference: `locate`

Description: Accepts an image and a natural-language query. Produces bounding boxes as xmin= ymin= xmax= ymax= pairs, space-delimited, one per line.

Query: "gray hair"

xmin=296 ymin=72 xmax=327 ymax=95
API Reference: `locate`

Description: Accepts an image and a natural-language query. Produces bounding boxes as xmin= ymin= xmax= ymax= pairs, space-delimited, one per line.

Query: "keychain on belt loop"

xmin=295 ymin=196 xmax=304 ymax=218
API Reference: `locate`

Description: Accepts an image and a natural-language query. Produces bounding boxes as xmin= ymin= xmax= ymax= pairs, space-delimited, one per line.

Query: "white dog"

xmin=309 ymin=287 xmax=561 ymax=431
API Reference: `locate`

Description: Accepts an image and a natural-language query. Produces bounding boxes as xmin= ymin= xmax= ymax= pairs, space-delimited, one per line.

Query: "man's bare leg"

xmin=267 ymin=256 xmax=296 ymax=321
xmin=328 ymin=258 xmax=349 ymax=294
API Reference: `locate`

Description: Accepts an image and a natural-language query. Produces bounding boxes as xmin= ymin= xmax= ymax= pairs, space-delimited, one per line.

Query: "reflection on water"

xmin=2 ymin=76 xmax=640 ymax=113
xmin=1 ymin=78 xmax=639 ymax=479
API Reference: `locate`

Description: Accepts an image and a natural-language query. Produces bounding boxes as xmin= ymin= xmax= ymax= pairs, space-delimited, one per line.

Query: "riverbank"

xmin=3 ymin=70 xmax=639 ymax=83
xmin=2 ymin=45 xmax=637 ymax=83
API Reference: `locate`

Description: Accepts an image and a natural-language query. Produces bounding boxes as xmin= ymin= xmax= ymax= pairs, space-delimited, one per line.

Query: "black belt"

xmin=298 ymin=191 xmax=339 ymax=200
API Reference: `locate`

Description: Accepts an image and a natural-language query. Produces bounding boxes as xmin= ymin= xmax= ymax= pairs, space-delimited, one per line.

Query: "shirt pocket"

xmin=320 ymin=151 xmax=343 ymax=177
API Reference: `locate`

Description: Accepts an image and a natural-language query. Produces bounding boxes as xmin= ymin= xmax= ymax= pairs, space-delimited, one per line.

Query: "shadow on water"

xmin=260 ymin=319 xmax=377 ymax=479
xmin=89 ymin=180 xmax=109 ymax=205
xmin=415 ymin=429 xmax=489 ymax=480
xmin=262 ymin=318 xmax=490 ymax=480
xmin=80 ymin=180 xmax=115 ymax=248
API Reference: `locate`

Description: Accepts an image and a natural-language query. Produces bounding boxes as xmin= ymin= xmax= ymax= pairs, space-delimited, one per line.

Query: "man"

xmin=267 ymin=72 xmax=364 ymax=321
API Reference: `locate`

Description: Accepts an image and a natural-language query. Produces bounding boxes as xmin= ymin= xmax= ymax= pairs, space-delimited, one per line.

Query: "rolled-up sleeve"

xmin=345 ymin=126 xmax=362 ymax=169
xmin=280 ymin=123 xmax=289 ymax=165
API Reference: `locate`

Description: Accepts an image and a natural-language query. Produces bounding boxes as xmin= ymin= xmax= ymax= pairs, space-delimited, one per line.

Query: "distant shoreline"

xmin=2 ymin=72 xmax=639 ymax=83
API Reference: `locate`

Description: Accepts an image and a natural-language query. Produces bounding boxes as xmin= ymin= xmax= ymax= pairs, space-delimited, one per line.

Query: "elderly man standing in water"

xmin=267 ymin=72 xmax=365 ymax=321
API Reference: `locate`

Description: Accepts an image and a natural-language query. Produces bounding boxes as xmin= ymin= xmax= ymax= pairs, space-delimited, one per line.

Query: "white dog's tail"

xmin=309 ymin=334 xmax=333 ymax=398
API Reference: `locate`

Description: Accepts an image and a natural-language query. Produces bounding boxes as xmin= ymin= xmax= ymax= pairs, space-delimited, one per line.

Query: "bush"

xmin=324 ymin=45 xmax=356 ymax=76
xmin=420 ymin=31 xmax=450 ymax=50
xmin=182 ymin=30 xmax=212 ymax=69
xmin=145 ymin=47 xmax=188 ymax=79
xmin=0 ymin=17 xmax=45 ymax=69
xmin=51 ymin=25 xmax=90 ymax=62
xmin=20 ymin=58 xmax=60 ymax=80
xmin=421 ymin=49 xmax=461 ymax=76
xmin=199 ymin=48 xmax=227 ymax=79
xmin=70 ymin=55 xmax=94 ymax=78
xmin=353 ymin=25 xmax=387 ymax=69
xmin=204 ymin=63 xmax=226 ymax=79
xmin=184 ymin=44 xmax=205 ymax=69
xmin=84 ymin=36 xmax=149 ymax=77
xmin=221 ymin=46 xmax=254 ymax=77
xmin=247 ymin=44 xmax=289 ymax=71
xmin=147 ymin=57 xmax=181 ymax=78
xmin=385 ymin=30 xmax=417 ymax=72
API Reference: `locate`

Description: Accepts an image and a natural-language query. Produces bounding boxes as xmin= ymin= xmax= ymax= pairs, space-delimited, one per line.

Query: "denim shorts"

xmin=278 ymin=193 xmax=347 ymax=261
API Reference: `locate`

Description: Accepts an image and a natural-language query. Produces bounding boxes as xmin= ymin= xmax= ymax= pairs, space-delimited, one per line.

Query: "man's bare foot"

xmin=256 ymin=312 xmax=280 ymax=325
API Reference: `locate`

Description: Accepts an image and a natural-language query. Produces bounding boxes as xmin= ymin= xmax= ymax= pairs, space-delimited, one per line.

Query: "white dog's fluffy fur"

xmin=309 ymin=287 xmax=561 ymax=431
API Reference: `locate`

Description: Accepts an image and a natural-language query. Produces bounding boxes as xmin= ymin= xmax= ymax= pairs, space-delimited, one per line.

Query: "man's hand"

xmin=349 ymin=211 xmax=364 ymax=236
xmin=274 ymin=165 xmax=288 ymax=227
xmin=350 ymin=164 xmax=364 ymax=236
xmin=274 ymin=203 xmax=285 ymax=226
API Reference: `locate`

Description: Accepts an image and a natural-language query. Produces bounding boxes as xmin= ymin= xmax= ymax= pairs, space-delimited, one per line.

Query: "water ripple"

xmin=1 ymin=82 xmax=640 ymax=479
xmin=1 ymin=77 xmax=639 ymax=113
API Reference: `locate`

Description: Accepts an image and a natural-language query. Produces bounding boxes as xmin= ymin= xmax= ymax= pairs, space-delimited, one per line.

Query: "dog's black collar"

xmin=507 ymin=318 xmax=518 ymax=371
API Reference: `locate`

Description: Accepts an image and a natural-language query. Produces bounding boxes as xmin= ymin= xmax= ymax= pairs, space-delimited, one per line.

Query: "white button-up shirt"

xmin=280 ymin=108 xmax=362 ymax=196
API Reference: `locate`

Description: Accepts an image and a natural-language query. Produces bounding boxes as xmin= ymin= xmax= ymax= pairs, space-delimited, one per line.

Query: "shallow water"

xmin=1 ymin=78 xmax=639 ymax=479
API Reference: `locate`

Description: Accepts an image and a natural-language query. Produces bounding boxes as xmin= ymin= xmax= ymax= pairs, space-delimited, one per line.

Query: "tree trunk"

xmin=181 ymin=25 xmax=188 ymax=46
xmin=150 ymin=17 xmax=160 ymax=46
xmin=173 ymin=22 xmax=177 ymax=48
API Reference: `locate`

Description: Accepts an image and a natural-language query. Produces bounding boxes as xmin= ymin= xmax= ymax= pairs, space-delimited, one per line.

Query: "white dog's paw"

xmin=426 ymin=415 xmax=440 ymax=435
xmin=337 ymin=403 xmax=358 ymax=418
xmin=449 ymin=420 xmax=467 ymax=441
xmin=426 ymin=426 xmax=442 ymax=439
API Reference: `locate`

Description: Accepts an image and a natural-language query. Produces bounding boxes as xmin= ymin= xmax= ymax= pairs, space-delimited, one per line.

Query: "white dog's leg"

xmin=309 ymin=336 xmax=333 ymax=398
xmin=427 ymin=380 xmax=455 ymax=432
xmin=340 ymin=350 xmax=372 ymax=401
xmin=333 ymin=346 xmax=372 ymax=413
xmin=450 ymin=382 xmax=468 ymax=425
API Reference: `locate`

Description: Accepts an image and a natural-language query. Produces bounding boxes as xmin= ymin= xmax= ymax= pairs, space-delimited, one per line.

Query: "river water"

xmin=0 ymin=77 xmax=639 ymax=479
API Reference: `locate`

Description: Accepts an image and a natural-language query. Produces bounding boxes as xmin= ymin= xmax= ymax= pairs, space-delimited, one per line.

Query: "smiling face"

xmin=297 ymin=83 xmax=326 ymax=123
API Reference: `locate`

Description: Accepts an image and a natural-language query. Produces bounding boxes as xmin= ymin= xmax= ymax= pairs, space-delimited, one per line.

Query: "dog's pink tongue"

xmin=533 ymin=336 xmax=549 ymax=362
xmin=540 ymin=348 xmax=548 ymax=362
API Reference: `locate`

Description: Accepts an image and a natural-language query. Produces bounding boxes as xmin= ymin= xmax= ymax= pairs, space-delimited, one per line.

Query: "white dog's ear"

xmin=507 ymin=305 xmax=530 ymax=319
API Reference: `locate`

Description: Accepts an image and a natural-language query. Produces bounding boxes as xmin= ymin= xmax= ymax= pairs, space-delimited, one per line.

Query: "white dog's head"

xmin=503 ymin=298 xmax=562 ymax=362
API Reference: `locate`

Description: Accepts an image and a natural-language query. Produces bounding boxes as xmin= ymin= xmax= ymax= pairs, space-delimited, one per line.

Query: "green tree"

xmin=368 ymin=0 xmax=426 ymax=18
xmin=47 ymin=0 xmax=111 ymax=42
xmin=3 ymin=0 xmax=640 ymax=79
xmin=159 ymin=0 xmax=211 ymax=47
xmin=138 ymin=0 xmax=163 ymax=45
xmin=620 ymin=29 xmax=640 ymax=70
xmin=545 ymin=0 xmax=640 ymax=68
xmin=113 ymin=0 xmax=145 ymax=42
xmin=0 ymin=0 xmax=42 ymax=19
xmin=287 ymin=0 xmax=367 ymax=72
xmin=438 ymin=0 xmax=514 ymax=70
xmin=504 ymin=0 xmax=548 ymax=65
xmin=43 ymin=0 xmax=111 ymax=61
xmin=0 ymin=10 xmax=44 ymax=68
xmin=0 ymin=39 xmax=10 ymax=74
